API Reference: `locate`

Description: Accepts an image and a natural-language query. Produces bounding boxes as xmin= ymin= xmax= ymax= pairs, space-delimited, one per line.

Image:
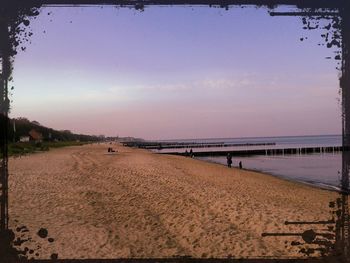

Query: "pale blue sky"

xmin=11 ymin=6 xmax=341 ymax=139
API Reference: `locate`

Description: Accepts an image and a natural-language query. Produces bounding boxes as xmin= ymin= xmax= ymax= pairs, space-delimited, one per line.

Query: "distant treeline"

xmin=8 ymin=117 xmax=101 ymax=142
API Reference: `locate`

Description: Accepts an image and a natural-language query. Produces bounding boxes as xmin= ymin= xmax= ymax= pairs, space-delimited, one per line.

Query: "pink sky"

xmin=11 ymin=6 xmax=341 ymax=140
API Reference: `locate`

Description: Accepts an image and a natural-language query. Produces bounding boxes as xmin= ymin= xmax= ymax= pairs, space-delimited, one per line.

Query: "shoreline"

xmin=192 ymin=155 xmax=341 ymax=193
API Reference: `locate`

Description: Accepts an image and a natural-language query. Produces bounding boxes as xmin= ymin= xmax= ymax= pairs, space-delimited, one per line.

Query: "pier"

xmin=159 ymin=146 xmax=344 ymax=157
xmin=122 ymin=141 xmax=276 ymax=149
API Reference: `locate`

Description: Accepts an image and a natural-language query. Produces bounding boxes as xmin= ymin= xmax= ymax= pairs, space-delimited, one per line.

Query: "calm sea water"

xmin=199 ymin=153 xmax=342 ymax=191
xmin=155 ymin=135 xmax=343 ymax=191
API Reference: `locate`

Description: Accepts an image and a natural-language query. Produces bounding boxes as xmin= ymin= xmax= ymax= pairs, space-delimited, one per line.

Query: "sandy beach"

xmin=8 ymin=143 xmax=337 ymax=259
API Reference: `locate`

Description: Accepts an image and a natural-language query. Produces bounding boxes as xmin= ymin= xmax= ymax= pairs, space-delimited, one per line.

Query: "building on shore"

xmin=29 ymin=129 xmax=43 ymax=143
xmin=19 ymin=136 xmax=30 ymax=142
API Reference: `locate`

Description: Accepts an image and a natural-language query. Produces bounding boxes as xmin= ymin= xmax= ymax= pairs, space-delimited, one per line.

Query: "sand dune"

xmin=8 ymin=143 xmax=337 ymax=259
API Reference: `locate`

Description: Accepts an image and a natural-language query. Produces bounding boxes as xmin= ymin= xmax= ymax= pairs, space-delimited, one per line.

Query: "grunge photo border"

xmin=0 ymin=0 xmax=349 ymax=262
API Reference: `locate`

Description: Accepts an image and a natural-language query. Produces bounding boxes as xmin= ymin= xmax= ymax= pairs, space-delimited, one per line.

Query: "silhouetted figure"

xmin=189 ymin=148 xmax=193 ymax=158
xmin=185 ymin=149 xmax=189 ymax=156
xmin=108 ymin=147 xmax=116 ymax=153
xmin=239 ymin=161 xmax=242 ymax=169
xmin=227 ymin=153 xmax=232 ymax=168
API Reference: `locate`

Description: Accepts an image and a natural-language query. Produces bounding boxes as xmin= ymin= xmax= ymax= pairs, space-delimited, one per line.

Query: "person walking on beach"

xmin=239 ymin=161 xmax=242 ymax=169
xmin=189 ymin=148 xmax=193 ymax=158
xmin=227 ymin=153 xmax=232 ymax=168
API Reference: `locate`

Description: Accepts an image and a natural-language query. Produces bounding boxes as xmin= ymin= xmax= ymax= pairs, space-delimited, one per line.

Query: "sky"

xmin=10 ymin=5 xmax=342 ymax=140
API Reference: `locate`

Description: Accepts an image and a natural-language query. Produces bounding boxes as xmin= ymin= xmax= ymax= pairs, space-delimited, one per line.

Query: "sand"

xmin=8 ymin=143 xmax=338 ymax=259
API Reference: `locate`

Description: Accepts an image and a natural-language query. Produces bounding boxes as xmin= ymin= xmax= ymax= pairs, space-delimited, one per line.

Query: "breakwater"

xmin=122 ymin=141 xmax=276 ymax=149
xmin=159 ymin=146 xmax=343 ymax=157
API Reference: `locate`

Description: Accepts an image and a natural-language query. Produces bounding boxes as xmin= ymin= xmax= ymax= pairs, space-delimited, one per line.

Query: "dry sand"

xmin=8 ymin=143 xmax=338 ymax=259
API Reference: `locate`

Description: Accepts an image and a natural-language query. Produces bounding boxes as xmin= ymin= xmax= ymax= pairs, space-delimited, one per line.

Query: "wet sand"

xmin=8 ymin=143 xmax=337 ymax=259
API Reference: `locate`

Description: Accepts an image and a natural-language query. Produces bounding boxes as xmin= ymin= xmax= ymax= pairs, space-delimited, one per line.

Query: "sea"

xmin=152 ymin=135 xmax=343 ymax=191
